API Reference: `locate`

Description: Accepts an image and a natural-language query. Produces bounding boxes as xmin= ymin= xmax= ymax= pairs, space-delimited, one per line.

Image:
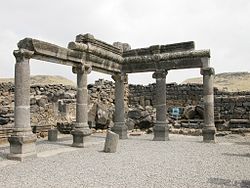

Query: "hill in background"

xmin=182 ymin=72 xmax=250 ymax=92
xmin=0 ymin=75 xmax=76 ymax=86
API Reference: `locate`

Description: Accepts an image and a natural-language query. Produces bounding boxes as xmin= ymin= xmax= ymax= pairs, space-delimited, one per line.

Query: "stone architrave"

xmin=111 ymin=73 xmax=128 ymax=139
xmin=71 ymin=65 xmax=92 ymax=147
xmin=152 ymin=70 xmax=169 ymax=141
xmin=8 ymin=49 xmax=37 ymax=161
xmin=201 ymin=67 xmax=216 ymax=142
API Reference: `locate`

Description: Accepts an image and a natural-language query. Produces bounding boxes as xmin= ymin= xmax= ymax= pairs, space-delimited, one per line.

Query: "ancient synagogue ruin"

xmin=8 ymin=33 xmax=215 ymax=161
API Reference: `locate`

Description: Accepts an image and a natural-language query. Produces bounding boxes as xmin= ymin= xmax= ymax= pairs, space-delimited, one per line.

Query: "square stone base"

xmin=48 ymin=129 xmax=58 ymax=142
xmin=202 ymin=127 xmax=216 ymax=143
xmin=8 ymin=134 xmax=37 ymax=162
xmin=153 ymin=123 xmax=169 ymax=141
xmin=71 ymin=128 xmax=92 ymax=148
xmin=111 ymin=123 xmax=128 ymax=139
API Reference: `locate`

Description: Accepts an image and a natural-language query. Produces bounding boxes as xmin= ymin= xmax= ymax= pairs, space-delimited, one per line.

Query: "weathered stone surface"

xmin=122 ymin=50 xmax=210 ymax=73
xmin=104 ymin=130 xmax=119 ymax=153
xmin=123 ymin=41 xmax=195 ymax=57
xmin=48 ymin=128 xmax=58 ymax=141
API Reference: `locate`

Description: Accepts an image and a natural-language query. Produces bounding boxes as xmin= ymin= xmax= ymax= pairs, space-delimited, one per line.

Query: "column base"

xmin=8 ymin=134 xmax=37 ymax=161
xmin=153 ymin=122 xmax=169 ymax=141
xmin=202 ymin=126 xmax=216 ymax=143
xmin=71 ymin=128 xmax=92 ymax=148
xmin=111 ymin=122 xmax=128 ymax=139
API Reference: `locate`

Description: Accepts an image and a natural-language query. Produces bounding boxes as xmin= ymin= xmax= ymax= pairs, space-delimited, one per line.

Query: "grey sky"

xmin=0 ymin=0 xmax=250 ymax=84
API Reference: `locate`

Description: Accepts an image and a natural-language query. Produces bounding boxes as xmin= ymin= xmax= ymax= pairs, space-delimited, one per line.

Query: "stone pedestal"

xmin=201 ymin=67 xmax=216 ymax=143
xmin=104 ymin=130 xmax=119 ymax=153
xmin=71 ymin=66 xmax=92 ymax=147
xmin=111 ymin=73 xmax=128 ymax=139
xmin=152 ymin=70 xmax=169 ymax=141
xmin=8 ymin=49 xmax=37 ymax=161
xmin=48 ymin=129 xmax=58 ymax=142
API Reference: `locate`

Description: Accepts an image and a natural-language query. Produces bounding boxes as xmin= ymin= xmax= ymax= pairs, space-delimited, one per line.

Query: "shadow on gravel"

xmin=41 ymin=141 xmax=72 ymax=147
xmin=36 ymin=136 xmax=73 ymax=146
xmin=234 ymin=142 xmax=250 ymax=146
xmin=208 ymin=178 xmax=250 ymax=188
xmin=222 ymin=153 xmax=250 ymax=158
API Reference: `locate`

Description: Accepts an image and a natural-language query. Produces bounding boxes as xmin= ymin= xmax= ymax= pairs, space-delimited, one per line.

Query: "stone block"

xmin=111 ymin=123 xmax=128 ymax=139
xmin=48 ymin=129 xmax=58 ymax=141
xmin=202 ymin=127 xmax=216 ymax=143
xmin=104 ymin=130 xmax=119 ymax=153
xmin=153 ymin=122 xmax=169 ymax=141
xmin=8 ymin=134 xmax=37 ymax=161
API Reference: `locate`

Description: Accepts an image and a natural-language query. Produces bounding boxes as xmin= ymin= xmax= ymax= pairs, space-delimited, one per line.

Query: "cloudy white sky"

xmin=0 ymin=0 xmax=249 ymax=84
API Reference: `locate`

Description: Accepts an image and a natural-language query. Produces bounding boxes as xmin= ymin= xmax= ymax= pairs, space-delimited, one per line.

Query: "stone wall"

xmin=128 ymin=83 xmax=250 ymax=121
xmin=1 ymin=80 xmax=250 ymax=140
xmin=0 ymin=79 xmax=121 ymax=140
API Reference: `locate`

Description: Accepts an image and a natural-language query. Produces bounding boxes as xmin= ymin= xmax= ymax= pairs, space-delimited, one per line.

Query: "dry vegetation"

xmin=183 ymin=72 xmax=250 ymax=92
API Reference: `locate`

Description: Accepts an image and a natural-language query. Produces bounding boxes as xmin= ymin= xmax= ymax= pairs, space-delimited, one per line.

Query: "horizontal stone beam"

xmin=17 ymin=38 xmax=121 ymax=74
xmin=88 ymin=54 xmax=121 ymax=74
xmin=123 ymin=41 xmax=195 ymax=57
xmin=122 ymin=50 xmax=210 ymax=73
xmin=18 ymin=38 xmax=85 ymax=67
xmin=68 ymin=42 xmax=123 ymax=63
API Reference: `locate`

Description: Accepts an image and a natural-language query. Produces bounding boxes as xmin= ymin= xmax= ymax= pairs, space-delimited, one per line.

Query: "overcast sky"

xmin=0 ymin=0 xmax=249 ymax=84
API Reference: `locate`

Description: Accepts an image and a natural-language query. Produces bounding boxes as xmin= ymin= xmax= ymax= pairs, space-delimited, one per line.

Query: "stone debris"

xmin=1 ymin=79 xmax=250 ymax=142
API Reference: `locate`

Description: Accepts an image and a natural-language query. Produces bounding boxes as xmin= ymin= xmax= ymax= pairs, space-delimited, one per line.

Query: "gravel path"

xmin=0 ymin=133 xmax=249 ymax=188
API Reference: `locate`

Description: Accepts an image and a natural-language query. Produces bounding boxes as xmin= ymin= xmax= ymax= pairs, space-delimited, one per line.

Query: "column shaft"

xmin=71 ymin=66 xmax=92 ymax=147
xmin=201 ymin=67 xmax=216 ymax=142
xmin=152 ymin=70 xmax=169 ymax=141
xmin=111 ymin=73 xmax=128 ymax=139
xmin=8 ymin=49 xmax=37 ymax=161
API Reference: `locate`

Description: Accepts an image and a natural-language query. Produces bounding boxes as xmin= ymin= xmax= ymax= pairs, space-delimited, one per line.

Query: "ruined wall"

xmin=128 ymin=83 xmax=250 ymax=121
xmin=0 ymin=80 xmax=120 ymax=140
xmin=1 ymin=80 xmax=250 ymax=140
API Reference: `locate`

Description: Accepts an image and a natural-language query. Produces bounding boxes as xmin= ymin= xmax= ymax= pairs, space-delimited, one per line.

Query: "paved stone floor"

xmin=0 ymin=133 xmax=250 ymax=188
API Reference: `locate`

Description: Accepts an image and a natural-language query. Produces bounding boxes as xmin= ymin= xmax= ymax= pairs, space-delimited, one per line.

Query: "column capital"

xmin=13 ymin=49 xmax=34 ymax=63
xmin=112 ymin=73 xmax=127 ymax=82
xmin=200 ymin=67 xmax=215 ymax=76
xmin=72 ymin=64 xmax=92 ymax=74
xmin=152 ymin=70 xmax=168 ymax=79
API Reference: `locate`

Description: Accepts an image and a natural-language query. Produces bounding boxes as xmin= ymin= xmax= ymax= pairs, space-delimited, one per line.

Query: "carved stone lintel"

xmin=112 ymin=73 xmax=127 ymax=82
xmin=13 ymin=49 xmax=34 ymax=63
xmin=149 ymin=45 xmax=160 ymax=54
xmin=152 ymin=70 xmax=168 ymax=79
xmin=72 ymin=64 xmax=92 ymax=74
xmin=200 ymin=67 xmax=215 ymax=76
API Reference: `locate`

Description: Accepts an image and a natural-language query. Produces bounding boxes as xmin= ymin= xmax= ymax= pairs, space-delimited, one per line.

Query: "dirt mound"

xmin=182 ymin=72 xmax=250 ymax=92
xmin=0 ymin=75 xmax=75 ymax=86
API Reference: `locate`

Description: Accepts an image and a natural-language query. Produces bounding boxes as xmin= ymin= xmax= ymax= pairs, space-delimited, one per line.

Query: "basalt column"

xmin=8 ymin=49 xmax=37 ymax=161
xmin=152 ymin=70 xmax=169 ymax=141
xmin=71 ymin=65 xmax=92 ymax=147
xmin=201 ymin=67 xmax=216 ymax=142
xmin=111 ymin=73 xmax=128 ymax=139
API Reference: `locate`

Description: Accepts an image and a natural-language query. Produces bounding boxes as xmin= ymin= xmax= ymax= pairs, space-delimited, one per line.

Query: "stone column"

xmin=201 ymin=67 xmax=216 ymax=142
xmin=111 ymin=73 xmax=128 ymax=139
xmin=152 ymin=70 xmax=169 ymax=141
xmin=71 ymin=65 xmax=92 ymax=147
xmin=8 ymin=49 xmax=37 ymax=161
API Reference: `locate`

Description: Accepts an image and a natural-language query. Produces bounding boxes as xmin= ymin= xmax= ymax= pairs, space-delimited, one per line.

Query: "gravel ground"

xmin=0 ymin=133 xmax=249 ymax=188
